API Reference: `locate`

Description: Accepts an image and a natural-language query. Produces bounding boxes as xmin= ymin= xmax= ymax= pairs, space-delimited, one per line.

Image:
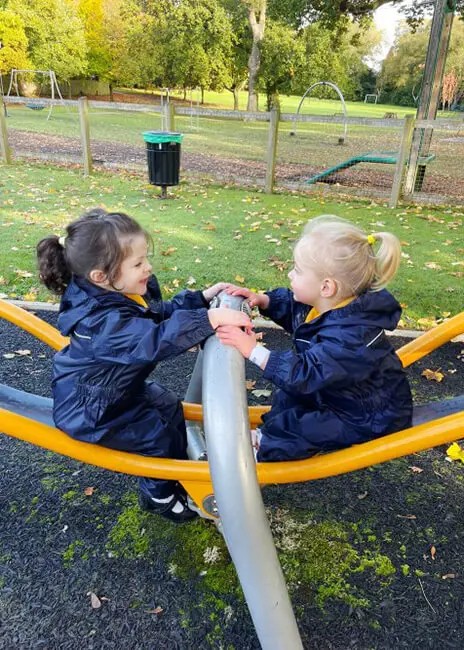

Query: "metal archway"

xmin=290 ymin=81 xmax=348 ymax=144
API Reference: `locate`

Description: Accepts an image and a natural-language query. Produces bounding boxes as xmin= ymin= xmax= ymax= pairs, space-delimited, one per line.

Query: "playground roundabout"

xmin=1 ymin=308 xmax=463 ymax=650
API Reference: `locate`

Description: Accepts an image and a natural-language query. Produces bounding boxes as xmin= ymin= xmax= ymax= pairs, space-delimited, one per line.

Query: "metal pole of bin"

xmin=202 ymin=292 xmax=303 ymax=650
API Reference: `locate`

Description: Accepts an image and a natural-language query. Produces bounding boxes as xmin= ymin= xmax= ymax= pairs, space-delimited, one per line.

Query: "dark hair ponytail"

xmin=37 ymin=236 xmax=71 ymax=295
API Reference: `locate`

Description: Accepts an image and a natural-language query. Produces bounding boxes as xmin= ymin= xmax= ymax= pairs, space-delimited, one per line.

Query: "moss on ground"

xmin=106 ymin=494 xmax=396 ymax=619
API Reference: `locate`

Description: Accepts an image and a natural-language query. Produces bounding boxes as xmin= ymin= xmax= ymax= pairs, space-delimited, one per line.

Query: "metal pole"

xmin=184 ymin=351 xmax=208 ymax=461
xmin=202 ymin=292 xmax=303 ymax=650
xmin=404 ymin=0 xmax=455 ymax=196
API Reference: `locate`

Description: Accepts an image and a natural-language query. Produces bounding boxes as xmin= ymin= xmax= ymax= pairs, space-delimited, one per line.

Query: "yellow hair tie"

xmin=367 ymin=234 xmax=376 ymax=245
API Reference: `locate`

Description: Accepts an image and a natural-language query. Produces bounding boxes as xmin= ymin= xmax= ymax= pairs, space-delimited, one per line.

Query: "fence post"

xmin=165 ymin=101 xmax=175 ymax=132
xmin=265 ymin=107 xmax=280 ymax=194
xmin=0 ymin=105 xmax=12 ymax=164
xmin=78 ymin=97 xmax=93 ymax=176
xmin=389 ymin=115 xmax=415 ymax=209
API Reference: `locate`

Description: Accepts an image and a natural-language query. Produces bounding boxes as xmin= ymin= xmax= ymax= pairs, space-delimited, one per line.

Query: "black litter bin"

xmin=142 ymin=131 xmax=184 ymax=198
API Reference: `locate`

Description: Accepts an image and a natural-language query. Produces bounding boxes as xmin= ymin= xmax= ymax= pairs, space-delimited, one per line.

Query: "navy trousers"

xmin=99 ymin=384 xmax=188 ymax=499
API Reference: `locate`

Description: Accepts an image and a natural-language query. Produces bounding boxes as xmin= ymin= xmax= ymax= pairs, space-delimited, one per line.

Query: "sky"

xmin=374 ymin=3 xmax=402 ymax=57
xmin=373 ymin=1 xmax=418 ymax=63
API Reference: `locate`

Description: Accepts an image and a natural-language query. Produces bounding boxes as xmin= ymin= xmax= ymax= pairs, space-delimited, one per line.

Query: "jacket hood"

xmin=57 ymin=276 xmax=162 ymax=336
xmin=302 ymin=289 xmax=402 ymax=334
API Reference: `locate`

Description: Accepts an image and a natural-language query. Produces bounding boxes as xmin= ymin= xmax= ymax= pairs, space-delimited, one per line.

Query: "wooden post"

xmin=265 ymin=107 xmax=279 ymax=194
xmin=165 ymin=101 xmax=175 ymax=132
xmin=404 ymin=0 xmax=455 ymax=197
xmin=0 ymin=104 xmax=12 ymax=164
xmin=78 ymin=97 xmax=93 ymax=176
xmin=389 ymin=115 xmax=415 ymax=208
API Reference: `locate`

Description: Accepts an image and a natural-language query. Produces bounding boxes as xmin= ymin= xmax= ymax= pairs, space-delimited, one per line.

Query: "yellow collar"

xmin=305 ymin=296 xmax=355 ymax=323
xmin=124 ymin=293 xmax=148 ymax=308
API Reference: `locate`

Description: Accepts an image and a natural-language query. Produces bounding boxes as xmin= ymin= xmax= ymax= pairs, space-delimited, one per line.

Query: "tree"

xmin=78 ymin=0 xmax=111 ymax=79
xmin=7 ymin=0 xmax=88 ymax=81
xmin=258 ymin=20 xmax=304 ymax=110
xmin=243 ymin=0 xmax=448 ymax=113
xmin=442 ymin=70 xmax=458 ymax=108
xmin=378 ymin=18 xmax=464 ymax=107
xmin=221 ymin=0 xmax=250 ymax=110
xmin=242 ymin=0 xmax=266 ymax=112
xmin=163 ymin=0 xmax=233 ymax=99
xmin=0 ymin=9 xmax=30 ymax=75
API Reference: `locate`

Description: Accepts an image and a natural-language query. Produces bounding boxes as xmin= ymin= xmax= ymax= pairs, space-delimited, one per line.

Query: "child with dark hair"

xmin=37 ymin=208 xmax=251 ymax=522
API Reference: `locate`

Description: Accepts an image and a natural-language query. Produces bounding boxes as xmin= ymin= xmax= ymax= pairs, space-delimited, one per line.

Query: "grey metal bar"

xmin=202 ymin=292 xmax=303 ymax=650
xmin=184 ymin=351 xmax=207 ymax=461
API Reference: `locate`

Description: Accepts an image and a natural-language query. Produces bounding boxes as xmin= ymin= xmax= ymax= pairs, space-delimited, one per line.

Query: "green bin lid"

xmin=142 ymin=131 xmax=184 ymax=144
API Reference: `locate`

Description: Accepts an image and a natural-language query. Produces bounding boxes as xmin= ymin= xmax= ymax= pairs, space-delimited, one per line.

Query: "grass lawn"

xmin=119 ymin=87 xmax=457 ymax=119
xmin=0 ymin=161 xmax=462 ymax=328
xmin=6 ymin=103 xmax=464 ymax=191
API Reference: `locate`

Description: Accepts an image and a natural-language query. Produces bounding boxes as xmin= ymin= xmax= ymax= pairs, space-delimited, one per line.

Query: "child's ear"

xmin=89 ymin=269 xmax=107 ymax=285
xmin=320 ymin=278 xmax=338 ymax=298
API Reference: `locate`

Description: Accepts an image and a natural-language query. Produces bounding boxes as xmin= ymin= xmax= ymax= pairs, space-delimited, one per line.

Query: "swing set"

xmin=5 ymin=69 xmax=66 ymax=120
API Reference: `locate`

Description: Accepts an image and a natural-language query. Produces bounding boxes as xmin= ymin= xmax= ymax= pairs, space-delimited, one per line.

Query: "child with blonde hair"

xmin=217 ymin=215 xmax=412 ymax=461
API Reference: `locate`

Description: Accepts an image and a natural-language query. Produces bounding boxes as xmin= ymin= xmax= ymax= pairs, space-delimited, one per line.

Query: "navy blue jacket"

xmin=52 ymin=276 xmax=214 ymax=442
xmin=257 ymin=288 xmax=413 ymax=462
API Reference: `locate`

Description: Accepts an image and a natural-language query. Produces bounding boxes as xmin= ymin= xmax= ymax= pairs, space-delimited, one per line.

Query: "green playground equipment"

xmin=305 ymin=150 xmax=436 ymax=185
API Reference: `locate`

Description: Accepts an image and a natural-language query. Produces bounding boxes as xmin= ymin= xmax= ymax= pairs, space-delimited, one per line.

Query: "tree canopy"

xmin=0 ymin=0 xmax=462 ymax=108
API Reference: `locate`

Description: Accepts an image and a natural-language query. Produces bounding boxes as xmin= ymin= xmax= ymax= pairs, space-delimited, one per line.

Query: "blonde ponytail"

xmin=369 ymin=231 xmax=401 ymax=291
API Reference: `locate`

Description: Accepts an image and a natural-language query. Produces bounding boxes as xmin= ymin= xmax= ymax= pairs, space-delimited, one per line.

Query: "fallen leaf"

xmin=396 ymin=514 xmax=417 ymax=519
xmin=14 ymin=349 xmax=31 ymax=356
xmin=421 ymin=368 xmax=444 ymax=383
xmin=246 ymin=380 xmax=256 ymax=390
xmin=357 ymin=491 xmax=368 ymax=500
xmin=408 ymin=466 xmax=424 ymax=473
xmin=442 ymin=573 xmax=456 ymax=580
xmin=2 ymin=353 xmax=15 ymax=359
xmin=186 ymin=276 xmax=196 ymax=286
xmin=84 ymin=487 xmax=95 ymax=496
xmin=87 ymin=592 xmax=101 ymax=609
xmin=252 ymin=389 xmax=272 ymax=398
xmin=430 ymin=545 xmax=437 ymax=560
xmin=161 ymin=247 xmax=177 ymax=256
xmin=234 ymin=275 xmax=245 ymax=283
xmin=147 ymin=606 xmax=164 ymax=615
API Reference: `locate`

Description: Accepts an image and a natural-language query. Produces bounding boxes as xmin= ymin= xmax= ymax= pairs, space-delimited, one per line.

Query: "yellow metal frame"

xmin=1 ymin=300 xmax=463 ymax=517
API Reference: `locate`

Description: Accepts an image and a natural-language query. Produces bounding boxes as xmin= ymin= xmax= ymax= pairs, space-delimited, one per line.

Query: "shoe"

xmin=138 ymin=489 xmax=198 ymax=523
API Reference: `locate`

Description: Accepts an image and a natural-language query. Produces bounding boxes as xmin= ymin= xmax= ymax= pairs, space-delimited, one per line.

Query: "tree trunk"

xmin=201 ymin=87 xmax=205 ymax=105
xmin=233 ymin=87 xmax=239 ymax=111
xmin=246 ymin=2 xmax=266 ymax=113
xmin=109 ymin=83 xmax=114 ymax=102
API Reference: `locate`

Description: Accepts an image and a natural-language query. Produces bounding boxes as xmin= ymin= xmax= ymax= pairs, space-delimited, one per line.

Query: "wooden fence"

xmin=1 ymin=96 xmax=463 ymax=206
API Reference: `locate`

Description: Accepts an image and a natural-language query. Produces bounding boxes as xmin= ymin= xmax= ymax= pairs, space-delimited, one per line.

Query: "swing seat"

xmin=26 ymin=102 xmax=46 ymax=111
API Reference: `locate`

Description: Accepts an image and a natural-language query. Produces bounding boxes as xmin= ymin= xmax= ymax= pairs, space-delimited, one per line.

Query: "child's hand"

xmin=216 ymin=325 xmax=256 ymax=359
xmin=225 ymin=286 xmax=270 ymax=310
xmin=208 ymin=308 xmax=252 ymax=331
xmin=202 ymin=282 xmax=236 ymax=303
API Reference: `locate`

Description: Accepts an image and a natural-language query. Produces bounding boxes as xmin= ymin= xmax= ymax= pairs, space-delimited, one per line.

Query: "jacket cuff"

xmin=196 ymin=308 xmax=216 ymax=339
xmin=195 ymin=290 xmax=210 ymax=308
xmin=258 ymin=291 xmax=274 ymax=318
xmin=262 ymin=350 xmax=281 ymax=380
